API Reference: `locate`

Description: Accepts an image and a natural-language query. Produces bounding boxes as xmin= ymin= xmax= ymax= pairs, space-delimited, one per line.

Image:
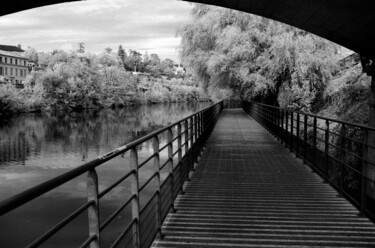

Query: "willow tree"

xmin=177 ymin=4 xmax=339 ymax=111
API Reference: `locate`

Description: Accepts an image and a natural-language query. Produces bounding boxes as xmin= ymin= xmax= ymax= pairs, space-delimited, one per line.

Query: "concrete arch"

xmin=1 ymin=0 xmax=374 ymax=60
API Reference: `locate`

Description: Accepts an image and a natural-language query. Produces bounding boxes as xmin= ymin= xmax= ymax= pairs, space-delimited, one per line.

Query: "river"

xmin=0 ymin=102 xmax=211 ymax=247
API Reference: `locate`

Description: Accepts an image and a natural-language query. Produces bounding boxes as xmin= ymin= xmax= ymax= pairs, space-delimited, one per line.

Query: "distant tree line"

xmin=0 ymin=46 xmax=209 ymax=115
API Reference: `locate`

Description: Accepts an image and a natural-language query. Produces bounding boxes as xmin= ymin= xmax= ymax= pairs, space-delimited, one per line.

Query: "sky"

xmin=0 ymin=0 xmax=194 ymax=62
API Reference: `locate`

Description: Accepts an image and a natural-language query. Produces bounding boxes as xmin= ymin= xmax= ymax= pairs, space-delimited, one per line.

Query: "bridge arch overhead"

xmin=1 ymin=0 xmax=374 ymax=59
xmin=185 ymin=0 xmax=375 ymax=60
xmin=1 ymin=0 xmax=375 ymax=60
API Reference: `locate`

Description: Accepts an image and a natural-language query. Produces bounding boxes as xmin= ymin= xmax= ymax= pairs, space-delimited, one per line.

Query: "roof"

xmin=0 ymin=45 xmax=24 ymax=52
xmin=0 ymin=50 xmax=27 ymax=59
xmin=0 ymin=0 xmax=375 ymax=59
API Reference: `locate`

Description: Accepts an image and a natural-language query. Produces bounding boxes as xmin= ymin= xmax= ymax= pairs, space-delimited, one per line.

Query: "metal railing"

xmin=243 ymin=101 xmax=375 ymax=221
xmin=0 ymin=101 xmax=223 ymax=248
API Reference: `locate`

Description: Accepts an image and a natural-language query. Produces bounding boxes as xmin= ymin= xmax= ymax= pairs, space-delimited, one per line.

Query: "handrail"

xmin=243 ymin=101 xmax=375 ymax=222
xmin=253 ymin=102 xmax=375 ymax=131
xmin=0 ymin=101 xmax=224 ymax=248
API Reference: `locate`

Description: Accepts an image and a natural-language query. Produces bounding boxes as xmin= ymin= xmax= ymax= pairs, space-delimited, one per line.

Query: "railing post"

xmin=87 ymin=169 xmax=100 ymax=248
xmin=167 ymin=128 xmax=175 ymax=211
xmin=194 ymin=114 xmax=199 ymax=164
xmin=313 ymin=117 xmax=317 ymax=169
xmin=339 ymin=124 xmax=346 ymax=197
xmin=190 ymin=117 xmax=195 ymax=171
xmin=290 ymin=111 xmax=294 ymax=151
xmin=198 ymin=112 xmax=203 ymax=157
xmin=130 ymin=148 xmax=140 ymax=248
xmin=324 ymin=120 xmax=330 ymax=182
xmin=152 ymin=136 xmax=162 ymax=237
xmin=304 ymin=115 xmax=308 ymax=164
xmin=184 ymin=119 xmax=190 ymax=181
xmin=285 ymin=111 xmax=289 ymax=148
xmin=361 ymin=129 xmax=368 ymax=215
xmin=280 ymin=109 xmax=284 ymax=145
xmin=296 ymin=113 xmax=300 ymax=156
xmin=177 ymin=123 xmax=184 ymax=194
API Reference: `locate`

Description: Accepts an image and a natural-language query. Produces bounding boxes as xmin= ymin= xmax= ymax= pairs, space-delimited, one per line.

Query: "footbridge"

xmin=1 ymin=101 xmax=375 ymax=247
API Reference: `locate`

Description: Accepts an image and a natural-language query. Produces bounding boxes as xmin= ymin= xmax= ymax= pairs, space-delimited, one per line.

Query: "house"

xmin=0 ymin=44 xmax=29 ymax=88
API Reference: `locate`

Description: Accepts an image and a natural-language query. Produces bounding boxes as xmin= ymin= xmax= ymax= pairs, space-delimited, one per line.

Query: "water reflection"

xmin=0 ymin=102 xmax=210 ymax=247
xmin=0 ymin=102 xmax=207 ymax=169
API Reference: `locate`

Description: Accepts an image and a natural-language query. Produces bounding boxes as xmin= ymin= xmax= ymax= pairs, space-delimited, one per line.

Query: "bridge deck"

xmin=153 ymin=109 xmax=375 ymax=248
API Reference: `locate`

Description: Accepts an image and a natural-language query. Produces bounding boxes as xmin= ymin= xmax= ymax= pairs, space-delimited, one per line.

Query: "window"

xmin=5 ymin=67 xmax=8 ymax=75
xmin=0 ymin=67 xmax=3 ymax=75
xmin=0 ymin=57 xmax=2 ymax=63
xmin=5 ymin=57 xmax=7 ymax=63
xmin=10 ymin=68 xmax=13 ymax=76
xmin=10 ymin=58 xmax=12 ymax=64
xmin=15 ymin=68 xmax=18 ymax=77
xmin=24 ymin=60 xmax=26 ymax=66
xmin=20 ymin=69 xmax=23 ymax=77
xmin=24 ymin=69 xmax=27 ymax=76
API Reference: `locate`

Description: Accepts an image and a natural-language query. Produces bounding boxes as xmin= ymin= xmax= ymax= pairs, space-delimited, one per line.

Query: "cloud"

xmin=0 ymin=0 xmax=193 ymax=61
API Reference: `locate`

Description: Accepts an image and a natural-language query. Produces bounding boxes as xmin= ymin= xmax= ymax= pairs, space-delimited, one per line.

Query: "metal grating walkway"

xmin=152 ymin=109 xmax=375 ymax=248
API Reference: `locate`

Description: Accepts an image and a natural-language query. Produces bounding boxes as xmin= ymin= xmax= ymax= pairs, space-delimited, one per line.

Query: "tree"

xmin=25 ymin=47 xmax=38 ymax=63
xmin=126 ymin=49 xmax=142 ymax=72
xmin=177 ymin=4 xmax=339 ymax=110
xmin=117 ymin=45 xmax=128 ymax=71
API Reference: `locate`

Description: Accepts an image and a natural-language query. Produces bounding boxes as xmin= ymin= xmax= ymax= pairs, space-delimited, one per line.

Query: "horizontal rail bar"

xmin=27 ymin=200 xmax=94 ymax=248
xmin=98 ymin=169 xmax=135 ymax=199
xmin=79 ymin=235 xmax=97 ymax=248
xmin=100 ymin=194 xmax=136 ymax=231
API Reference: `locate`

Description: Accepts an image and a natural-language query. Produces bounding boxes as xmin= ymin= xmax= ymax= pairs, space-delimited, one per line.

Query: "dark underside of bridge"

xmin=1 ymin=0 xmax=375 ymax=60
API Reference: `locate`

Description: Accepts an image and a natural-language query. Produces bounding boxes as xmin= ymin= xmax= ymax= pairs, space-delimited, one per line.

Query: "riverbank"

xmin=0 ymin=75 xmax=211 ymax=116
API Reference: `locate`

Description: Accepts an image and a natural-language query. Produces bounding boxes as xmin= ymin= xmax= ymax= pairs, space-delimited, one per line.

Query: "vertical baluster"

xmin=325 ymin=120 xmax=330 ymax=182
xmin=277 ymin=108 xmax=281 ymax=140
xmin=194 ymin=115 xmax=200 ymax=163
xmin=361 ymin=129 xmax=368 ymax=215
xmin=313 ymin=117 xmax=317 ymax=169
xmin=304 ymin=115 xmax=308 ymax=164
xmin=177 ymin=123 xmax=184 ymax=194
xmin=184 ymin=120 xmax=189 ymax=181
xmin=198 ymin=113 xmax=203 ymax=158
xmin=152 ymin=136 xmax=162 ymax=237
xmin=285 ymin=111 xmax=289 ymax=148
xmin=190 ymin=117 xmax=194 ymax=171
xmin=167 ymin=128 xmax=175 ymax=211
xmin=290 ymin=111 xmax=294 ymax=151
xmin=130 ymin=148 xmax=140 ymax=248
xmin=281 ymin=109 xmax=284 ymax=144
xmin=87 ymin=169 xmax=100 ymax=248
xmin=296 ymin=113 xmax=300 ymax=156
xmin=339 ymin=124 xmax=346 ymax=197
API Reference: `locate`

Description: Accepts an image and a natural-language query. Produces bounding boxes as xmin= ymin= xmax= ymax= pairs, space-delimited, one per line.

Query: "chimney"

xmin=17 ymin=44 xmax=21 ymax=49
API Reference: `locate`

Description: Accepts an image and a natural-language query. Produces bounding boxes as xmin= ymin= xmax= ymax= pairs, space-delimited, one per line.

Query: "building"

xmin=0 ymin=44 xmax=29 ymax=88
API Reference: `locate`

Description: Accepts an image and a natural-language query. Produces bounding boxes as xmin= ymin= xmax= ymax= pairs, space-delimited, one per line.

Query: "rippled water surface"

xmin=0 ymin=102 xmax=211 ymax=247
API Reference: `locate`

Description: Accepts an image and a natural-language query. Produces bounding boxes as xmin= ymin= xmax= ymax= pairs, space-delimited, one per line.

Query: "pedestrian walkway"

xmin=152 ymin=109 xmax=375 ymax=247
